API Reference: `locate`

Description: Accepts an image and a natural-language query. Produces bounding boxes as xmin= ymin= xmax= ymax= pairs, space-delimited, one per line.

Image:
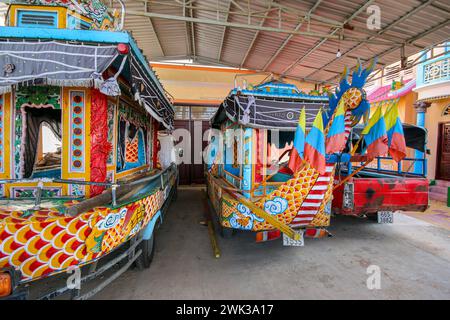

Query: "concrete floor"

xmin=95 ymin=187 xmax=450 ymax=300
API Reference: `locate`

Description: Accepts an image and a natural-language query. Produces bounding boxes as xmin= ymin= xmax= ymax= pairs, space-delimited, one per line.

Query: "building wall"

xmin=151 ymin=64 xmax=316 ymax=105
xmin=369 ymin=91 xmax=417 ymax=123
xmin=424 ymin=98 xmax=450 ymax=180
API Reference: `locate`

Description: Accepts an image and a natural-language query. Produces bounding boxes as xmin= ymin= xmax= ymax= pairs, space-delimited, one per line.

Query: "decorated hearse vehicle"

xmin=0 ymin=1 xmax=177 ymax=299
xmin=206 ymin=61 xmax=428 ymax=245
xmin=333 ymin=123 xmax=428 ymax=219
xmin=207 ymin=79 xmax=334 ymax=244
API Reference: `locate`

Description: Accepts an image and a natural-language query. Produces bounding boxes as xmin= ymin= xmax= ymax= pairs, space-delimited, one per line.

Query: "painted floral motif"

xmin=107 ymin=102 xmax=116 ymax=165
xmin=264 ymin=197 xmax=288 ymax=215
xmin=12 ymin=187 xmax=61 ymax=199
xmin=15 ymin=86 xmax=61 ymax=109
xmin=70 ymin=184 xmax=85 ymax=197
xmin=229 ymin=203 xmax=264 ymax=231
xmin=18 ymin=0 xmax=115 ymax=28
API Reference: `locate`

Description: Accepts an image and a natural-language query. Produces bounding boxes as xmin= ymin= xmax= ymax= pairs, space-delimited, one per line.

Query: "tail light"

xmin=343 ymin=182 xmax=354 ymax=211
xmin=0 ymin=272 xmax=12 ymax=298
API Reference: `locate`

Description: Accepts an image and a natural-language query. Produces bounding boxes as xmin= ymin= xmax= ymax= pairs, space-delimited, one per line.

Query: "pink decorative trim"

xmin=368 ymin=79 xmax=416 ymax=103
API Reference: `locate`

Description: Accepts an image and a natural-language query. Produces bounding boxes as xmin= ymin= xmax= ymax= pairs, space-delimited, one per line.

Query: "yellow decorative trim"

xmin=9 ymin=5 xmax=68 ymax=28
xmin=62 ymin=88 xmax=91 ymax=196
xmin=85 ymin=89 xmax=91 ymax=197
xmin=0 ymin=93 xmax=12 ymax=179
xmin=66 ymin=10 xmax=92 ymax=27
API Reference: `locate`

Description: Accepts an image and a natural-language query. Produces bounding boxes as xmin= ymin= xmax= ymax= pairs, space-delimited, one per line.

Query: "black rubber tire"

xmin=136 ymin=233 xmax=156 ymax=269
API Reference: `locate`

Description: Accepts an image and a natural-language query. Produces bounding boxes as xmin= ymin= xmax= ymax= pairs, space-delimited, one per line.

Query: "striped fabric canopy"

xmin=212 ymin=93 xmax=329 ymax=131
xmin=0 ymin=39 xmax=174 ymax=129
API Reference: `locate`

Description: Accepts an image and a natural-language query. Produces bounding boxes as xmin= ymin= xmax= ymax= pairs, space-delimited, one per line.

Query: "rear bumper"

xmin=333 ymin=177 xmax=429 ymax=216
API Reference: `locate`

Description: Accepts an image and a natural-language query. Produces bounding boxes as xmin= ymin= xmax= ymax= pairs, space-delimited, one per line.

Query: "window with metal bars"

xmin=17 ymin=10 xmax=58 ymax=28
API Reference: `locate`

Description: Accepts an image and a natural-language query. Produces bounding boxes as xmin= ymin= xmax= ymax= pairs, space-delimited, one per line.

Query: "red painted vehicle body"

xmin=332 ymin=176 xmax=429 ymax=216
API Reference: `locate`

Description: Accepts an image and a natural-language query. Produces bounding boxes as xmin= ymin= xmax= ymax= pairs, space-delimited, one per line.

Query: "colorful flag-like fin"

xmin=288 ymin=108 xmax=306 ymax=173
xmin=305 ymin=110 xmax=326 ymax=174
xmin=326 ymin=100 xmax=346 ymax=154
xmin=384 ymin=102 xmax=406 ymax=162
xmin=362 ymin=105 xmax=388 ymax=159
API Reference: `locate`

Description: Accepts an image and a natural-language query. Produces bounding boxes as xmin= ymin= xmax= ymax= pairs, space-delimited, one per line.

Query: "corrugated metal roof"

xmin=116 ymin=0 xmax=450 ymax=84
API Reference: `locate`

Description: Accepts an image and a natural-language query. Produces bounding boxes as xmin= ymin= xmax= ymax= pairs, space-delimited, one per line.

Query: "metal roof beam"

xmin=189 ymin=2 xmax=196 ymax=58
xmin=262 ymin=0 xmax=323 ymax=71
xmin=280 ymin=0 xmax=377 ymax=76
xmin=182 ymin=0 xmax=193 ymax=57
xmin=125 ymin=10 xmax=398 ymax=45
xmin=134 ymin=0 xmax=339 ymax=27
xmin=143 ymin=1 xmax=165 ymax=57
xmin=304 ymin=0 xmax=439 ymax=80
xmin=240 ymin=0 xmax=274 ymax=67
xmin=323 ymin=19 xmax=450 ymax=84
xmin=218 ymin=0 xmax=233 ymax=62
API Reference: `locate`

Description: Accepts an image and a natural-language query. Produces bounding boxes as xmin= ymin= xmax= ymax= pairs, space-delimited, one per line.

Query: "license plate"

xmin=283 ymin=231 xmax=304 ymax=246
xmin=377 ymin=211 xmax=394 ymax=224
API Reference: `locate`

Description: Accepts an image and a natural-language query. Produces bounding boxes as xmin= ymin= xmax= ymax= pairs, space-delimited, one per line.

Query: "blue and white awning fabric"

xmin=0 ymin=40 xmax=119 ymax=92
xmin=0 ymin=37 xmax=174 ymax=129
xmin=212 ymin=93 xmax=329 ymax=131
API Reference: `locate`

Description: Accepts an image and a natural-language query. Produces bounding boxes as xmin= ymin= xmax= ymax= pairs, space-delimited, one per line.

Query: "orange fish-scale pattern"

xmin=125 ymin=139 xmax=139 ymax=163
xmin=0 ymin=190 xmax=166 ymax=282
xmin=0 ymin=208 xmax=95 ymax=281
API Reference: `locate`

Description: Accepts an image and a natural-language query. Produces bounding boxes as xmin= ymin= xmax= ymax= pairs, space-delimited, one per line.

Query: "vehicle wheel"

xmin=135 ymin=233 xmax=156 ymax=269
xmin=367 ymin=214 xmax=378 ymax=222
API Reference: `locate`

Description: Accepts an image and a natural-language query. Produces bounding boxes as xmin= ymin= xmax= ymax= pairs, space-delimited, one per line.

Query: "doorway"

xmin=436 ymin=122 xmax=450 ymax=180
xmin=173 ymin=105 xmax=216 ymax=185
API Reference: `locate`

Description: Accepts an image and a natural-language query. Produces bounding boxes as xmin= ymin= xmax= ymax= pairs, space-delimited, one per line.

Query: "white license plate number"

xmin=283 ymin=231 xmax=304 ymax=246
xmin=377 ymin=211 xmax=394 ymax=224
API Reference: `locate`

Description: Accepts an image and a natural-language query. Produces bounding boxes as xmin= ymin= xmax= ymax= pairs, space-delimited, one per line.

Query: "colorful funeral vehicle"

xmin=0 ymin=1 xmax=177 ymax=299
xmin=206 ymin=62 xmax=428 ymax=244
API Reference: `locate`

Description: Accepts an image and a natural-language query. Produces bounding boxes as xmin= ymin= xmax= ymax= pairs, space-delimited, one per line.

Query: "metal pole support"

xmin=111 ymin=184 xmax=119 ymax=207
xmin=34 ymin=181 xmax=44 ymax=210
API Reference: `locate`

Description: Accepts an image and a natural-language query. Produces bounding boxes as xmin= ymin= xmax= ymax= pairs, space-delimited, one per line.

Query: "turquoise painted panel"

xmin=17 ymin=10 xmax=58 ymax=28
xmin=242 ymin=128 xmax=253 ymax=198
xmin=67 ymin=15 xmax=92 ymax=30
xmin=416 ymin=51 xmax=450 ymax=89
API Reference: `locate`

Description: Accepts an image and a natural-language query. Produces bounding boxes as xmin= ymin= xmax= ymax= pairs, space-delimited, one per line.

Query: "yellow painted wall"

xmin=152 ymin=64 xmax=316 ymax=104
xmin=424 ymin=98 xmax=450 ymax=180
xmin=369 ymin=91 xmax=417 ymax=124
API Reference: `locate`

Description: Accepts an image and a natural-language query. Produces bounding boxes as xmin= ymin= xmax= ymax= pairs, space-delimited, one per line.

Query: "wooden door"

xmin=191 ymin=121 xmax=210 ymax=184
xmin=437 ymin=122 xmax=450 ymax=180
xmin=173 ymin=119 xmax=211 ymax=185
